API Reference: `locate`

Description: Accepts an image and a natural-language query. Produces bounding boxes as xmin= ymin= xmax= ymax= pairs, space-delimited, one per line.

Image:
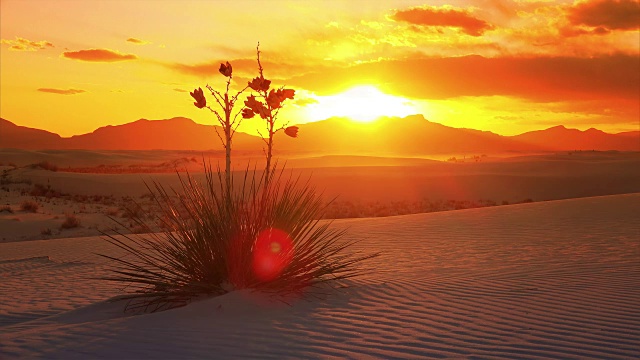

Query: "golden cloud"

xmin=1 ymin=37 xmax=54 ymax=51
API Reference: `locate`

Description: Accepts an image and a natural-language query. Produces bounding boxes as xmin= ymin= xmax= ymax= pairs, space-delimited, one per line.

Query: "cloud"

xmin=0 ymin=37 xmax=54 ymax=51
xmin=284 ymin=54 xmax=639 ymax=103
xmin=37 ymin=88 xmax=86 ymax=95
xmin=293 ymin=97 xmax=319 ymax=107
xmin=173 ymin=88 xmax=187 ymax=93
xmin=164 ymin=58 xmax=315 ymax=80
xmin=567 ymin=0 xmax=640 ymax=30
xmin=62 ymin=49 xmax=137 ymax=62
xmin=390 ymin=6 xmax=493 ymax=36
xmin=126 ymin=37 xmax=151 ymax=45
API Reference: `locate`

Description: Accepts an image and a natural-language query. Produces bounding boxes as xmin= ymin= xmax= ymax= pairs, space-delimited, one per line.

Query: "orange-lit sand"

xmin=1 ymin=194 xmax=639 ymax=358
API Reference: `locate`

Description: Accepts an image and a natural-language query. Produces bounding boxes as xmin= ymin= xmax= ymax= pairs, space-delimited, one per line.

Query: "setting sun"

xmin=304 ymin=85 xmax=417 ymax=123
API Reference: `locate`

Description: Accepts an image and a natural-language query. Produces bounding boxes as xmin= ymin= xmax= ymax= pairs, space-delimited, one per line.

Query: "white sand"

xmin=1 ymin=193 xmax=638 ymax=359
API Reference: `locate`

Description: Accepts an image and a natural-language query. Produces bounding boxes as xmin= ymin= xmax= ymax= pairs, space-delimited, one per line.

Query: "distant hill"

xmin=512 ymin=125 xmax=639 ymax=151
xmin=62 ymin=117 xmax=263 ymax=151
xmin=0 ymin=118 xmax=63 ymax=149
xmin=1 ymin=117 xmax=262 ymax=151
xmin=273 ymin=115 xmax=539 ymax=155
xmin=1 ymin=116 xmax=638 ymax=153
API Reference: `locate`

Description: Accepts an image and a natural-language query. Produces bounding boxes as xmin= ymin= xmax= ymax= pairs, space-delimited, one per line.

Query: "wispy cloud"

xmin=37 ymin=88 xmax=86 ymax=95
xmin=173 ymin=88 xmax=187 ymax=93
xmin=62 ymin=49 xmax=137 ymax=62
xmin=1 ymin=37 xmax=54 ymax=51
xmin=390 ymin=6 xmax=493 ymax=36
xmin=164 ymin=58 xmax=313 ymax=80
xmin=126 ymin=37 xmax=151 ymax=45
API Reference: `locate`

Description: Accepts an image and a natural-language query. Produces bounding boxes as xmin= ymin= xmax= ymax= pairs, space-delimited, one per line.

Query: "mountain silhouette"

xmin=512 ymin=125 xmax=639 ymax=151
xmin=273 ymin=115 xmax=540 ymax=155
xmin=0 ymin=118 xmax=63 ymax=149
xmin=1 ymin=115 xmax=638 ymax=153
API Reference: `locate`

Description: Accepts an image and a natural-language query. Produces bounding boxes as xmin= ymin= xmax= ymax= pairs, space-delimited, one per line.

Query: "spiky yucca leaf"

xmin=100 ymin=165 xmax=379 ymax=312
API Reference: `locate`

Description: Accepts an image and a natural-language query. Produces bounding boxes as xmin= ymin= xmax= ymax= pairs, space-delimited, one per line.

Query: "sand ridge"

xmin=1 ymin=194 xmax=638 ymax=359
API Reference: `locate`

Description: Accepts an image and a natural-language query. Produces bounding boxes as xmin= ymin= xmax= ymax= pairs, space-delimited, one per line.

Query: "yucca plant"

xmin=100 ymin=44 xmax=378 ymax=313
xmin=100 ymin=165 xmax=378 ymax=312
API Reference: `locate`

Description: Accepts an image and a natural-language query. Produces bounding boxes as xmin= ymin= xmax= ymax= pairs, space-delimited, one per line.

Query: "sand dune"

xmin=1 ymin=194 xmax=638 ymax=359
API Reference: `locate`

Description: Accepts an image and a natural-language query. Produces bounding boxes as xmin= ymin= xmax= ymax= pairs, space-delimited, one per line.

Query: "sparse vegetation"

xmin=41 ymin=228 xmax=52 ymax=236
xmin=33 ymin=161 xmax=58 ymax=172
xmin=0 ymin=204 xmax=13 ymax=213
xmin=20 ymin=200 xmax=39 ymax=213
xmin=60 ymin=213 xmax=80 ymax=229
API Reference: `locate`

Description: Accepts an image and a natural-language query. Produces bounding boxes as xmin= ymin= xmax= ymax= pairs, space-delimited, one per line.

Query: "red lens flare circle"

xmin=252 ymin=228 xmax=294 ymax=282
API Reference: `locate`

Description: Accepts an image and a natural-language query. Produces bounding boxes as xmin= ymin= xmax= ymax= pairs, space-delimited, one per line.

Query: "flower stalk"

xmin=241 ymin=43 xmax=298 ymax=186
xmin=190 ymin=61 xmax=247 ymax=203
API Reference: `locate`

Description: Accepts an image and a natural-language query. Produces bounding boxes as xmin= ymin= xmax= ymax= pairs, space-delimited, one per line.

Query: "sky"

xmin=1 ymin=0 xmax=638 ymax=137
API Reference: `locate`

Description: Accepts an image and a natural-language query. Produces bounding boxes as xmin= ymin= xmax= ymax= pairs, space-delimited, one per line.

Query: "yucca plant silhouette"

xmin=100 ymin=45 xmax=378 ymax=313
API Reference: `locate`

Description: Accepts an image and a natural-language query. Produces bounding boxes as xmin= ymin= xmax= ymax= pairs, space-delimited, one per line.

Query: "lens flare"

xmin=252 ymin=228 xmax=293 ymax=282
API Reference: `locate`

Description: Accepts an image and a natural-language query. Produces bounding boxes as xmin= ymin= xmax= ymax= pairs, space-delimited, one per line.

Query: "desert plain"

xmin=0 ymin=149 xmax=639 ymax=358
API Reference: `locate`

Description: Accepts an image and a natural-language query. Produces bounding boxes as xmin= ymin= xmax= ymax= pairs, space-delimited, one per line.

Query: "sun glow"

xmin=305 ymin=85 xmax=417 ymax=123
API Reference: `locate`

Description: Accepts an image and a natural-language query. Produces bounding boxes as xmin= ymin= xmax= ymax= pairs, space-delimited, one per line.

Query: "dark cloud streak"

xmin=284 ymin=54 xmax=639 ymax=103
xmin=568 ymin=0 xmax=640 ymax=30
xmin=37 ymin=88 xmax=86 ymax=95
xmin=62 ymin=49 xmax=137 ymax=62
xmin=391 ymin=6 xmax=493 ymax=36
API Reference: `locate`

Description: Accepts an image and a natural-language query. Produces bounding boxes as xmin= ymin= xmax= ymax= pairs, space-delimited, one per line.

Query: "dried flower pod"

xmin=242 ymin=108 xmax=255 ymax=119
xmin=219 ymin=61 xmax=232 ymax=77
xmin=248 ymin=77 xmax=271 ymax=92
xmin=190 ymin=87 xmax=206 ymax=108
xmin=284 ymin=126 xmax=299 ymax=138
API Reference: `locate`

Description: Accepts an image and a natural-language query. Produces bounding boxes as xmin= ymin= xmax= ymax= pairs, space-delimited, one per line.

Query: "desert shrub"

xmin=0 ymin=204 xmax=13 ymax=213
xmin=41 ymin=228 xmax=52 ymax=236
xmin=100 ymin=167 xmax=378 ymax=312
xmin=29 ymin=183 xmax=64 ymax=198
xmin=33 ymin=161 xmax=58 ymax=172
xmin=60 ymin=213 xmax=80 ymax=229
xmin=20 ymin=200 xmax=39 ymax=213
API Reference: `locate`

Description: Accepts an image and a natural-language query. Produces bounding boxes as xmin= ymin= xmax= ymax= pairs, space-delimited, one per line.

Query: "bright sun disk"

xmin=305 ymin=85 xmax=416 ymax=123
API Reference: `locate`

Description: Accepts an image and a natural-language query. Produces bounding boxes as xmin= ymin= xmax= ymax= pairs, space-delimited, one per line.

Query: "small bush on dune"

xmin=20 ymin=200 xmax=39 ymax=213
xmin=60 ymin=213 xmax=80 ymax=229
xmin=33 ymin=161 xmax=58 ymax=172
xmin=0 ymin=205 xmax=13 ymax=213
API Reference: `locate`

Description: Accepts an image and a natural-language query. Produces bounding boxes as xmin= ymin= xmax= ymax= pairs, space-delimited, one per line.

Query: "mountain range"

xmin=1 ymin=115 xmax=638 ymax=154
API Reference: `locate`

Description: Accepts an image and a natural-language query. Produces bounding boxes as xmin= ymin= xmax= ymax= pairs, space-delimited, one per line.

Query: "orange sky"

xmin=1 ymin=0 xmax=638 ymax=137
